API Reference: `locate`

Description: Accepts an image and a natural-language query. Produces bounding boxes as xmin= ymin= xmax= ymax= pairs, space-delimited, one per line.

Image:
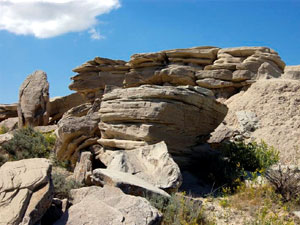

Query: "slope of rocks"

xmin=210 ymin=79 xmax=300 ymax=165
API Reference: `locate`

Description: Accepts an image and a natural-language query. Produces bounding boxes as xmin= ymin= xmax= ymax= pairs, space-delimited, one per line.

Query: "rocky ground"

xmin=0 ymin=46 xmax=300 ymax=225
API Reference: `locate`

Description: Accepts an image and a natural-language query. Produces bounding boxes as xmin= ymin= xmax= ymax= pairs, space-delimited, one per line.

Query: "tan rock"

xmin=98 ymin=142 xmax=182 ymax=192
xmin=123 ymin=67 xmax=162 ymax=87
xmin=162 ymin=46 xmax=219 ymax=60
xmin=218 ymin=47 xmax=273 ymax=57
xmin=55 ymin=186 xmax=162 ymax=225
xmin=0 ymin=158 xmax=53 ymax=225
xmin=49 ymin=93 xmax=87 ymax=124
xmin=99 ymin=85 xmax=227 ymax=166
xmin=159 ymin=64 xmax=197 ymax=85
xmin=257 ymin=62 xmax=282 ymax=79
xmin=195 ymin=69 xmax=233 ymax=81
xmin=196 ymin=78 xmax=235 ymax=89
xmin=91 ymin=169 xmax=170 ymax=198
xmin=283 ymin=65 xmax=300 ymax=80
xmin=55 ymin=101 xmax=100 ymax=165
xmin=128 ymin=52 xmax=167 ymax=68
xmin=216 ymin=79 xmax=300 ymax=165
xmin=18 ymin=70 xmax=50 ymax=128
xmin=73 ymin=152 xmax=92 ymax=185
xmin=0 ymin=117 xmax=18 ymax=131
xmin=232 ymin=70 xmax=254 ymax=81
xmin=34 ymin=125 xmax=58 ymax=133
xmin=0 ymin=104 xmax=18 ymax=122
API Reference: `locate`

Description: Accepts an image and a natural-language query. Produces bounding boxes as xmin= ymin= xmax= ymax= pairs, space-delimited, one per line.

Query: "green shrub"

xmin=193 ymin=140 xmax=279 ymax=191
xmin=0 ymin=126 xmax=8 ymax=134
xmin=2 ymin=127 xmax=52 ymax=161
xmin=148 ymin=193 xmax=211 ymax=225
xmin=52 ymin=172 xmax=82 ymax=199
xmin=222 ymin=140 xmax=279 ymax=173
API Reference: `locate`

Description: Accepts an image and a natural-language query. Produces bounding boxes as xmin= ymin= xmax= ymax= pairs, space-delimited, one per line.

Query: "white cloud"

xmin=88 ymin=28 xmax=104 ymax=40
xmin=0 ymin=0 xmax=120 ymax=38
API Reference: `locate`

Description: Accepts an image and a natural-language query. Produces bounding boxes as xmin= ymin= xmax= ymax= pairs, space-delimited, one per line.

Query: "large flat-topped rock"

xmin=283 ymin=65 xmax=300 ymax=80
xmin=99 ymin=85 xmax=227 ymax=165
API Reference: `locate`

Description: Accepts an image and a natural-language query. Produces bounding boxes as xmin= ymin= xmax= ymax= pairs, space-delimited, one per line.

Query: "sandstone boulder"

xmin=91 ymin=169 xmax=170 ymax=198
xmin=55 ymin=101 xmax=100 ymax=165
xmin=99 ymin=85 xmax=227 ymax=165
xmin=0 ymin=117 xmax=18 ymax=131
xmin=73 ymin=151 xmax=92 ymax=185
xmin=18 ymin=70 xmax=50 ymax=128
xmin=97 ymin=142 xmax=182 ymax=192
xmin=55 ymin=186 xmax=162 ymax=225
xmin=0 ymin=158 xmax=53 ymax=225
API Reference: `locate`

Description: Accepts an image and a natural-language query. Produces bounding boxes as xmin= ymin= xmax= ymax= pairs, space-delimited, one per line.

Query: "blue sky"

xmin=0 ymin=0 xmax=299 ymax=103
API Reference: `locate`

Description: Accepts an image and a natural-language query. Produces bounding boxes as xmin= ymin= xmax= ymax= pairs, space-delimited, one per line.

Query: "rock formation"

xmin=283 ymin=65 xmax=300 ymax=80
xmin=70 ymin=46 xmax=285 ymax=101
xmin=0 ymin=158 xmax=53 ymax=225
xmin=49 ymin=93 xmax=86 ymax=124
xmin=210 ymin=79 xmax=300 ymax=165
xmin=0 ymin=103 xmax=18 ymax=122
xmin=99 ymin=85 xmax=227 ymax=165
xmin=54 ymin=186 xmax=162 ymax=225
xmin=55 ymin=99 xmax=101 ymax=165
xmin=18 ymin=70 xmax=50 ymax=128
xmin=97 ymin=142 xmax=182 ymax=193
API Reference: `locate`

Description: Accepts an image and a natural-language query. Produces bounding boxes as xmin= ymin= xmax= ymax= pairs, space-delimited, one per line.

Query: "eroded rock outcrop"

xmin=210 ymin=79 xmax=300 ymax=165
xmin=70 ymin=46 xmax=285 ymax=101
xmin=97 ymin=142 xmax=182 ymax=192
xmin=55 ymin=186 xmax=162 ymax=225
xmin=55 ymin=100 xmax=101 ymax=165
xmin=49 ymin=93 xmax=87 ymax=124
xmin=0 ymin=104 xmax=18 ymax=122
xmin=18 ymin=70 xmax=50 ymax=128
xmin=69 ymin=57 xmax=129 ymax=102
xmin=99 ymin=85 xmax=227 ymax=165
xmin=0 ymin=158 xmax=53 ymax=225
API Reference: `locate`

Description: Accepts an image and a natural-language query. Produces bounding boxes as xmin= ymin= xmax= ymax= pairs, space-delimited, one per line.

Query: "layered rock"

xmin=18 ymin=70 xmax=50 ymax=128
xmin=99 ymin=85 xmax=227 ymax=165
xmin=54 ymin=186 xmax=162 ymax=225
xmin=0 ymin=117 xmax=18 ymax=131
xmin=0 ymin=104 xmax=18 ymax=122
xmin=210 ymin=79 xmax=300 ymax=165
xmin=55 ymin=100 xmax=101 ymax=165
xmin=0 ymin=158 xmax=53 ymax=225
xmin=69 ymin=57 xmax=129 ymax=102
xmin=70 ymin=46 xmax=285 ymax=100
xmin=49 ymin=93 xmax=86 ymax=124
xmin=97 ymin=142 xmax=182 ymax=192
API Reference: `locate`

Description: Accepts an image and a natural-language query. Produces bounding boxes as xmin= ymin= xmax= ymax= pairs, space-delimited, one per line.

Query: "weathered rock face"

xmin=99 ymin=85 xmax=227 ymax=165
xmin=283 ymin=65 xmax=300 ymax=80
xmin=0 ymin=104 xmax=18 ymax=122
xmin=73 ymin=151 xmax=92 ymax=185
xmin=49 ymin=92 xmax=87 ymax=124
xmin=0 ymin=158 xmax=53 ymax=225
xmin=55 ymin=186 xmax=162 ymax=225
xmin=70 ymin=46 xmax=285 ymax=101
xmin=69 ymin=57 xmax=129 ymax=102
xmin=91 ymin=169 xmax=170 ymax=198
xmin=18 ymin=70 xmax=50 ymax=128
xmin=97 ymin=142 xmax=182 ymax=192
xmin=55 ymin=100 xmax=101 ymax=165
xmin=210 ymin=79 xmax=300 ymax=165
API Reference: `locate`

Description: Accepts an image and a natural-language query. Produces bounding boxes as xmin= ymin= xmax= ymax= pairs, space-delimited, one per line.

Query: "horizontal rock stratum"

xmin=99 ymin=85 xmax=228 ymax=165
xmin=70 ymin=46 xmax=285 ymax=102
